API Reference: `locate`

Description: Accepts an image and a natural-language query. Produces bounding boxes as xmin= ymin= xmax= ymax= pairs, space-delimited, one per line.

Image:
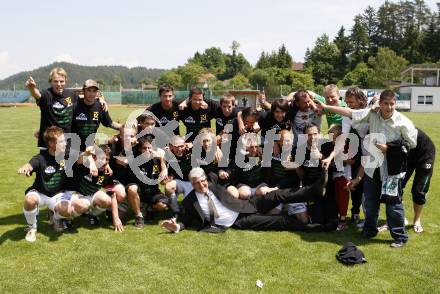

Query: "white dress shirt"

xmin=195 ymin=190 xmax=239 ymax=228
xmin=351 ymin=108 xmax=417 ymax=179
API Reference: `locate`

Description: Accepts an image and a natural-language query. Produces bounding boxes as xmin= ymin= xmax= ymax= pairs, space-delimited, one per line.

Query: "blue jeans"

xmin=362 ymin=170 xmax=408 ymax=243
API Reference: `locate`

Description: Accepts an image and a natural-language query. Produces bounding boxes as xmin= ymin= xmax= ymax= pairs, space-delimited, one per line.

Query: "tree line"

xmin=159 ymin=0 xmax=440 ymax=97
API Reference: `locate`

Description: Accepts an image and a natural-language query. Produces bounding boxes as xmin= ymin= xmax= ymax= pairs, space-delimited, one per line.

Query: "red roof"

xmin=293 ymin=62 xmax=304 ymax=71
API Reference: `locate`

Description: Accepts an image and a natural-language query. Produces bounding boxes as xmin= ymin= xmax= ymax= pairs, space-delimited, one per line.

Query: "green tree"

xmin=96 ymin=80 xmax=105 ymax=90
xmin=343 ymin=62 xmax=374 ymax=88
xmin=289 ymin=71 xmax=315 ymax=91
xmin=350 ymin=15 xmax=369 ymax=68
xmin=376 ymin=1 xmax=402 ymax=52
xmin=228 ymin=73 xmax=250 ymax=90
xmin=304 ymin=34 xmax=339 ymax=86
xmin=402 ymin=23 xmax=425 ymax=63
xmin=220 ymin=41 xmax=252 ymax=80
xmin=362 ymin=6 xmax=379 ymax=57
xmin=111 ymin=74 xmax=122 ymax=88
xmin=334 ymin=26 xmax=352 ymax=80
xmin=276 ymin=44 xmax=293 ymax=68
xmin=188 ymin=47 xmax=226 ymax=76
xmin=176 ymin=63 xmax=206 ymax=88
xmin=368 ymin=47 xmax=409 ymax=87
xmin=158 ymin=71 xmax=183 ymax=89
xmin=255 ymin=52 xmax=272 ymax=69
xmin=422 ymin=16 xmax=440 ymax=61
xmin=249 ymin=69 xmax=271 ymax=89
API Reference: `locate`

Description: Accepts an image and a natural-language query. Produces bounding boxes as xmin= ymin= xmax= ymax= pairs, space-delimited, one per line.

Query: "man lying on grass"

xmin=161 ymin=167 xmax=327 ymax=233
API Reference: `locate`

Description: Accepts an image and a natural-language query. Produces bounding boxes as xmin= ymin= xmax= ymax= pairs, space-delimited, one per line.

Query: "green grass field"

xmin=0 ymin=106 xmax=439 ymax=293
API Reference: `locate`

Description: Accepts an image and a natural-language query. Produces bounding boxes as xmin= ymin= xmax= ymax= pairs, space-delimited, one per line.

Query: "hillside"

xmin=0 ymin=62 xmax=167 ymax=90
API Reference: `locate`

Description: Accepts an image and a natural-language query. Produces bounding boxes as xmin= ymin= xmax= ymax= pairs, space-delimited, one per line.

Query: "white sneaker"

xmin=377 ymin=224 xmax=389 ymax=232
xmin=25 ymin=227 xmax=37 ymax=242
xmin=404 ymin=218 xmax=409 ymax=226
xmin=356 ymin=220 xmax=365 ymax=229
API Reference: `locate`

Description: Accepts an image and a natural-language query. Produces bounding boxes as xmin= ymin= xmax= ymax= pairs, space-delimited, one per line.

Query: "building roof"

xmin=197 ymin=73 xmax=216 ymax=84
xmin=292 ymin=62 xmax=304 ymax=71
xmin=401 ymin=64 xmax=440 ymax=75
xmin=229 ymin=90 xmax=260 ymax=95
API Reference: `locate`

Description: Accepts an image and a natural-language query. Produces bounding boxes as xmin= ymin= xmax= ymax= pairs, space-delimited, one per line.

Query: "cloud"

xmin=0 ymin=51 xmax=9 ymax=65
xmin=0 ymin=51 xmax=21 ymax=79
xmin=54 ymin=53 xmax=80 ymax=64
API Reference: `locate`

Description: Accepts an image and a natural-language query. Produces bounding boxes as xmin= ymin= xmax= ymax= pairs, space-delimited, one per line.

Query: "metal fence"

xmin=0 ymin=91 xmax=30 ymax=103
xmin=0 ymin=90 xmax=221 ymax=105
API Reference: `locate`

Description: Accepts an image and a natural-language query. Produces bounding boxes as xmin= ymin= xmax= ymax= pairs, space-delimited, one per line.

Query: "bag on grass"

xmin=336 ymin=242 xmax=367 ymax=265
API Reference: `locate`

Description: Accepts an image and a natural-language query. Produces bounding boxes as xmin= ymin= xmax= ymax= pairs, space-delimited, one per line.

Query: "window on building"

xmin=426 ymin=96 xmax=433 ymax=105
xmin=417 ymin=95 xmax=434 ymax=105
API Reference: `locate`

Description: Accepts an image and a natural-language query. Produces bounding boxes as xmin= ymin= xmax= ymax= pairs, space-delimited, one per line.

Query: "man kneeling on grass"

xmin=59 ymin=145 xmax=126 ymax=232
xmin=161 ymin=167 xmax=327 ymax=233
xmin=18 ymin=126 xmax=67 ymax=242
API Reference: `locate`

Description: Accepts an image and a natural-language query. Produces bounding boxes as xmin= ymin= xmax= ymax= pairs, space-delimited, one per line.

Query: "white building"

xmin=400 ymin=64 xmax=440 ymax=112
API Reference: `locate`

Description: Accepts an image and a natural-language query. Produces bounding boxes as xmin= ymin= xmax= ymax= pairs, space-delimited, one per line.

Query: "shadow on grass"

xmin=0 ymin=212 xmax=64 ymax=244
xmin=0 ymin=208 xmax=178 ymax=245
xmin=0 ymin=209 xmax=117 ymax=245
xmin=293 ymin=218 xmax=396 ymax=246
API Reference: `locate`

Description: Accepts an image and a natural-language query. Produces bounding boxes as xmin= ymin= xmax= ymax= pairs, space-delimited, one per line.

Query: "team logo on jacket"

xmin=53 ymin=102 xmax=65 ymax=110
xmin=92 ymin=112 xmax=99 ymax=121
xmin=172 ymin=111 xmax=178 ymax=119
xmin=65 ymin=97 xmax=72 ymax=106
xmin=76 ymin=113 xmax=87 ymax=121
xmin=59 ymin=160 xmax=65 ymax=170
xmin=185 ymin=116 xmax=195 ymax=124
xmin=45 ymin=166 xmax=56 ymax=174
xmin=271 ymin=124 xmax=281 ymax=131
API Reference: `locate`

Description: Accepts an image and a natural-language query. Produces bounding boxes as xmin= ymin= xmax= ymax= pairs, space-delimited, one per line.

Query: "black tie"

xmin=205 ymin=192 xmax=219 ymax=226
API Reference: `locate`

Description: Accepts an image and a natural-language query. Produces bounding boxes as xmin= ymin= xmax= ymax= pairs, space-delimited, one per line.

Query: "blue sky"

xmin=0 ymin=0 xmax=439 ymax=79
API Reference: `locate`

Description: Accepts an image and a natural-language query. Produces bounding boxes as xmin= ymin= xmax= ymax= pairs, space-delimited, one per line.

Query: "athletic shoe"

xmin=377 ymin=224 xmax=389 ymax=232
xmin=350 ymin=214 xmax=360 ymax=224
xmin=62 ymin=219 xmax=74 ymax=231
xmin=356 ymin=220 xmax=365 ymax=229
xmin=88 ymin=215 xmax=100 ymax=226
xmin=390 ymin=241 xmax=405 ymax=248
xmin=25 ymin=226 xmax=37 ymax=242
xmin=337 ymin=220 xmax=348 ymax=231
xmin=53 ymin=218 xmax=64 ymax=233
xmin=47 ymin=211 xmax=54 ymax=225
xmin=134 ymin=216 xmax=144 ymax=229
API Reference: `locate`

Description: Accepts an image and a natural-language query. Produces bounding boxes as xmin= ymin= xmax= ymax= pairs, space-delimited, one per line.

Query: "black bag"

xmin=386 ymin=140 xmax=409 ymax=176
xmin=336 ymin=242 xmax=367 ymax=265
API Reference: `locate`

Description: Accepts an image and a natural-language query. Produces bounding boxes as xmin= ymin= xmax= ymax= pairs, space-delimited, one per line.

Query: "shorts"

xmin=103 ymin=181 xmax=124 ymax=195
xmin=175 ymin=179 xmax=193 ymax=198
xmin=403 ymin=160 xmax=434 ymax=205
xmin=286 ymin=203 xmax=307 ymax=215
xmin=128 ymin=183 xmax=168 ymax=205
xmin=51 ymin=190 xmax=81 ymax=209
xmin=25 ymin=189 xmax=54 ymax=209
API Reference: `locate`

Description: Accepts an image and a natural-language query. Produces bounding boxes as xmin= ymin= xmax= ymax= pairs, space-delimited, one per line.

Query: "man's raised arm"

xmin=25 ymin=76 xmax=42 ymax=101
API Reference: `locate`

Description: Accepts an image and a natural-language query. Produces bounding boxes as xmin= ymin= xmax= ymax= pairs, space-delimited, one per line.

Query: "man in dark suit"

xmin=161 ymin=168 xmax=326 ymax=233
